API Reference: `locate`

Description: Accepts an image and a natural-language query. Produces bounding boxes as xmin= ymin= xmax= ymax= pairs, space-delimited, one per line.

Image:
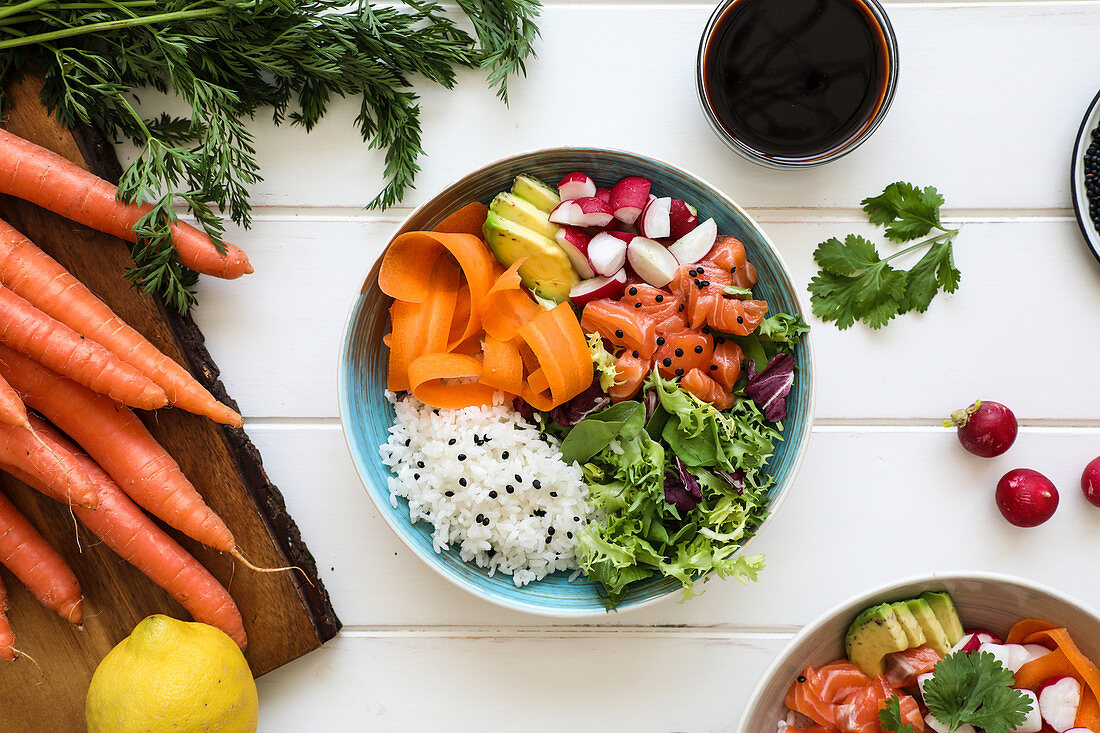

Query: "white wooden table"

xmin=161 ymin=1 xmax=1100 ymax=729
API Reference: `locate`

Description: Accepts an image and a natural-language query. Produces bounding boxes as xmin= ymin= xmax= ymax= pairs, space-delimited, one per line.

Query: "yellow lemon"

xmin=86 ymin=614 xmax=258 ymax=733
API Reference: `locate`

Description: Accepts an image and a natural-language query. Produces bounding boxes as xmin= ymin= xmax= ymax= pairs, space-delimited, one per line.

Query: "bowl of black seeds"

xmin=1071 ymin=88 xmax=1100 ymax=259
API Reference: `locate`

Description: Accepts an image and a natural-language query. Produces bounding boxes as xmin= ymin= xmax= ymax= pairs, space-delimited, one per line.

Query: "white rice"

xmin=379 ymin=393 xmax=590 ymax=586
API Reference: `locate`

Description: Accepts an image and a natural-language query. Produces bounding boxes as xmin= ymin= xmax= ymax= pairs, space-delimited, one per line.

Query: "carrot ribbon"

xmin=1007 ymin=619 xmax=1100 ymax=731
xmin=380 ymin=211 xmax=593 ymax=410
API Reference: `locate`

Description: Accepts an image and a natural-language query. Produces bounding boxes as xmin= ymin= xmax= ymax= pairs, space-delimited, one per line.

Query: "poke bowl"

xmin=339 ymin=147 xmax=815 ymax=616
xmin=737 ymin=572 xmax=1100 ymax=733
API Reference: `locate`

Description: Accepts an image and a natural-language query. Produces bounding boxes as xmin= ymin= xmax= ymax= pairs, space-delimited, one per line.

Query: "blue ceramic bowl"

xmin=339 ymin=147 xmax=816 ymax=616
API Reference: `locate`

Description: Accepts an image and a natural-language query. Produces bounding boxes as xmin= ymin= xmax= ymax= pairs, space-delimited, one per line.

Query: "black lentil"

xmin=534 ymin=509 xmax=547 ymax=517
xmin=515 ymin=473 xmax=523 ymax=482
xmin=634 ymin=302 xmax=642 ymax=308
xmin=1087 ymin=128 xmax=1100 ymax=231
xmin=615 ymin=329 xmax=624 ymax=338
xmin=549 ymin=491 xmax=557 ymax=497
xmin=489 ymin=491 xmax=498 ymax=499
xmin=736 ymin=316 xmax=744 ymax=324
xmin=678 ymin=303 xmax=685 ymax=312
xmin=573 ymin=516 xmax=580 ymax=522
xmin=656 ymin=336 xmax=666 ymax=346
xmin=445 ymin=491 xmax=454 ymax=497
xmin=501 ymin=450 xmax=510 ymax=459
xmin=482 ymin=517 xmax=490 ymax=526
xmin=674 ymin=347 xmax=684 ymax=357
xmin=476 ymin=513 xmax=484 ymax=522
xmin=545 ymin=536 xmax=553 ymax=544
xmin=547 ymin=526 xmax=555 ymax=535
xmin=694 ymin=345 xmax=703 ymax=353
xmin=632 ymin=350 xmax=640 ymax=358
xmin=662 ymin=358 xmax=672 ymax=367
xmin=628 ymin=286 xmax=638 ymax=295
xmin=567 ymin=532 xmax=573 ymax=539
xmin=532 ymin=479 xmax=542 ymax=489
xmin=416 ymin=461 xmax=425 ymax=468
xmin=506 ymin=485 xmax=515 ymax=494
xmin=675 ymin=368 xmax=684 ymax=376
xmin=447 ymin=438 xmax=456 ymax=445
xmin=710 ymin=364 xmax=718 ymax=371
xmin=655 ymin=294 xmax=664 ymax=302
xmin=797 ymin=676 xmax=807 ymax=683
xmin=457 ymin=454 xmax=467 ymax=461
xmin=404 ymin=438 xmax=411 ymax=447
xmin=458 ymin=478 xmax=467 ymax=487
xmin=414 ymin=473 xmax=420 ymax=480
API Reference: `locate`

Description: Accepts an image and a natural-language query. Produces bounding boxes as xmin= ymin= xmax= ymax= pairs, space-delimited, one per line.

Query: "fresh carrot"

xmin=0 ymin=575 xmax=14 ymax=661
xmin=0 ymin=286 xmax=167 ymax=410
xmin=0 ymin=219 xmax=242 ymax=426
xmin=0 ymin=128 xmax=252 ymax=279
xmin=0 ymin=489 xmax=83 ymax=625
xmin=0 ymin=417 xmax=97 ymax=509
xmin=0 ymin=345 xmax=231 ymax=550
xmin=6 ymin=419 xmax=248 ymax=648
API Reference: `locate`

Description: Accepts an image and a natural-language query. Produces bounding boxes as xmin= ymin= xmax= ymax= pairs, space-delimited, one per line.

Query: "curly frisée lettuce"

xmin=569 ymin=374 xmax=776 ymax=607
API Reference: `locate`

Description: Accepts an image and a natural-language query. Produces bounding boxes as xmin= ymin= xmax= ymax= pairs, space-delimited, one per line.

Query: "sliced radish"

xmin=1039 ymin=676 xmax=1082 ymax=732
xmin=557 ymin=172 xmax=596 ymax=201
xmin=917 ymin=673 xmax=934 ymax=703
xmin=627 ymin=236 xmax=679 ymax=287
xmin=1024 ymin=644 xmax=1053 ymax=664
xmin=1014 ymin=690 xmax=1043 ymax=733
xmin=978 ymin=642 xmax=1013 ymax=670
xmin=555 ymin=226 xmax=595 ymax=279
xmin=966 ymin=628 xmax=1004 ymax=645
xmin=1005 ymin=644 xmax=1033 ymax=673
xmin=594 ymin=187 xmax=612 ymax=204
xmin=609 ymin=176 xmax=652 ymax=224
xmin=587 ymin=232 xmax=628 ymax=277
xmin=549 ymin=197 xmax=615 ymax=228
xmin=669 ymin=218 xmax=718 ymax=265
xmin=604 ymin=231 xmax=634 ymax=243
xmin=569 ymin=270 xmax=627 ymax=305
xmin=925 ymin=713 xmax=976 ymax=733
xmin=951 ymin=633 xmax=982 ymax=655
xmin=637 ymin=196 xmax=672 ymax=239
xmin=668 ymin=199 xmax=699 ymax=240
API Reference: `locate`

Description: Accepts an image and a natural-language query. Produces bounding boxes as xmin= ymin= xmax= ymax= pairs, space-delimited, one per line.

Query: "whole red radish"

xmin=944 ymin=400 xmax=1018 ymax=457
xmin=996 ymin=468 xmax=1058 ymax=527
xmin=1081 ymin=457 xmax=1100 ymax=507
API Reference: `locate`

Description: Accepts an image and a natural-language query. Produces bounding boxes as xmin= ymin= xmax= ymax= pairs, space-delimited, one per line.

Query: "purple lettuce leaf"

xmin=550 ymin=381 xmax=612 ymax=427
xmin=744 ymin=353 xmax=795 ymax=423
xmin=664 ymin=456 xmax=702 ymax=512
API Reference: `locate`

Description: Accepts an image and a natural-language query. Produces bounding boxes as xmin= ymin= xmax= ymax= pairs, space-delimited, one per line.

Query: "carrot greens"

xmin=0 ymin=0 xmax=541 ymax=311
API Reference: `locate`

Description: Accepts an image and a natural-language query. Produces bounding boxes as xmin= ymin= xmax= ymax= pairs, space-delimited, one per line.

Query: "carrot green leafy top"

xmin=0 ymin=0 xmax=540 ymax=312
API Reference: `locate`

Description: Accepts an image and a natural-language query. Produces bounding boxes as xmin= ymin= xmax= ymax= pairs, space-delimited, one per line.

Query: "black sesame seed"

xmin=700 ymin=280 xmax=710 ymax=287
xmin=445 ymin=491 xmax=454 ymax=497
xmin=549 ymin=491 xmax=557 ymax=497
xmin=414 ymin=473 xmax=420 ymax=480
xmin=655 ymin=294 xmax=664 ymax=302
xmin=417 ymin=461 xmax=425 ymax=468
xmin=694 ymin=279 xmax=704 ymax=289
xmin=457 ymin=454 xmax=466 ymax=461
xmin=567 ymin=532 xmax=573 ymax=539
xmin=710 ymin=364 xmax=718 ymax=371
xmin=678 ymin=303 xmax=685 ymax=312
xmin=662 ymin=358 xmax=672 ymax=367
xmin=632 ymin=350 xmax=640 ymax=358
xmin=476 ymin=513 xmax=484 ymax=523
xmin=694 ymin=345 xmax=704 ymax=353
xmin=634 ymin=302 xmax=642 ymax=308
xmin=615 ymin=329 xmax=624 ymax=338
xmin=696 ymin=265 xmax=705 ymax=273
xmin=548 ymin=526 xmax=555 ymax=535
xmin=482 ymin=517 xmax=490 ymax=525
xmin=675 ymin=368 xmax=684 ymax=376
xmin=515 ymin=474 xmax=523 ymax=482
xmin=736 ymin=316 xmax=744 ymax=324
xmin=657 ymin=336 xmax=666 ymax=346
xmin=501 ymin=450 xmax=510 ymax=459
xmin=489 ymin=491 xmax=498 ymax=499
xmin=447 ymin=438 xmax=456 ymax=445
xmin=545 ymin=536 xmax=553 ymax=544
xmin=730 ymin=266 xmax=737 ymax=273
xmin=404 ymin=439 xmax=411 ymax=447
xmin=506 ymin=485 xmax=515 ymax=494
xmin=573 ymin=516 xmax=580 ymax=522
xmin=532 ymin=479 xmax=542 ymax=489
xmin=797 ymin=676 xmax=807 ymax=684
xmin=688 ymin=268 xmax=698 ymax=276
xmin=458 ymin=478 xmax=467 ymax=487
xmin=674 ymin=348 xmax=684 ymax=357
xmin=628 ymin=286 xmax=638 ymax=295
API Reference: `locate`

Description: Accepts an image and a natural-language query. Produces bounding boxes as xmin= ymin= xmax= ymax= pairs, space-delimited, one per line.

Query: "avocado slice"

xmin=905 ymin=598 xmax=950 ymax=656
xmin=891 ymin=602 xmax=927 ymax=648
xmin=845 ymin=603 xmax=911 ymax=677
xmin=511 ymin=174 xmax=561 ymax=213
xmin=489 ymin=192 xmax=560 ymax=240
xmin=921 ymin=592 xmax=965 ymax=647
xmin=483 ymin=212 xmax=578 ymax=303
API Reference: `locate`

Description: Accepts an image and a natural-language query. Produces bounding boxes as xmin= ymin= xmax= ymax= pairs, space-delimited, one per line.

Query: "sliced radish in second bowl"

xmin=587 ymin=232 xmax=628 ymax=277
xmin=669 ymin=218 xmax=718 ymax=265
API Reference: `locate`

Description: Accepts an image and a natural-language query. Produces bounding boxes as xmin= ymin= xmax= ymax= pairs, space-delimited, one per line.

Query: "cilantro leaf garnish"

xmin=808 ymin=182 xmax=961 ymax=330
xmin=922 ymin=651 xmax=1033 ymax=733
xmin=878 ymin=696 xmax=917 ymax=733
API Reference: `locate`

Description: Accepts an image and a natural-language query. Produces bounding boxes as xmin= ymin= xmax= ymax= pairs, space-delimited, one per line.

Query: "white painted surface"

xmin=128 ymin=1 xmax=1100 ymax=730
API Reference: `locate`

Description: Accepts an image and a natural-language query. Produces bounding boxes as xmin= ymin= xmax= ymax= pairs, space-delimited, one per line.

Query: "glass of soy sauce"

xmin=697 ymin=0 xmax=899 ymax=168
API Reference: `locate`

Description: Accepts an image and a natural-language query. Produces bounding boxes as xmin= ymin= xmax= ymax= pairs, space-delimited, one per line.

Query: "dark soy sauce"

xmin=703 ymin=0 xmax=889 ymax=161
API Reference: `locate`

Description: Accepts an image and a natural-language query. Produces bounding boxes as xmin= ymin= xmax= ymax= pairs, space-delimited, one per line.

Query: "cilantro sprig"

xmin=878 ymin=651 xmax=1033 ymax=733
xmin=808 ymin=182 xmax=961 ymax=330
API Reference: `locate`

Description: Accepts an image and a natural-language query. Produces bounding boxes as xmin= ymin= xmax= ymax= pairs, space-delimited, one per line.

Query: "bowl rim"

xmin=337 ymin=144 xmax=817 ymax=617
xmin=733 ymin=570 xmax=1100 ymax=733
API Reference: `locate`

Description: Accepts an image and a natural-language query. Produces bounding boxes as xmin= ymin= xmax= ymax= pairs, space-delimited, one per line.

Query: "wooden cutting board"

xmin=0 ymin=76 xmax=340 ymax=727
